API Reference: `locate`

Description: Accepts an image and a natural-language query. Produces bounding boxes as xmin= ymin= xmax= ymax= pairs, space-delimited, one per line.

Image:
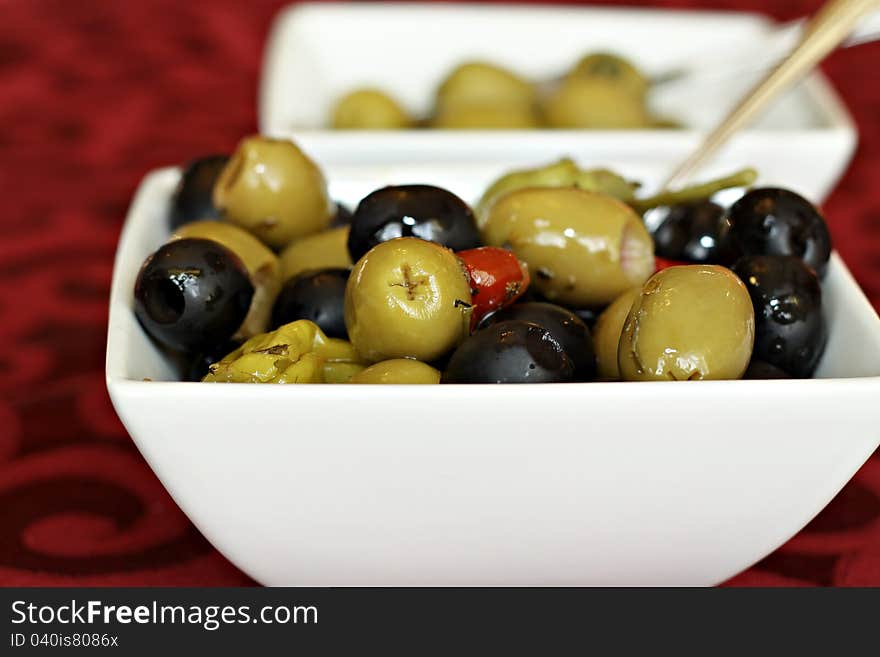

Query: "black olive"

xmin=570 ymin=306 xmax=602 ymax=329
xmin=443 ymin=320 xmax=575 ymax=384
xmin=724 ymin=187 xmax=831 ymax=277
xmin=347 ymin=185 xmax=481 ymax=262
xmin=732 ymin=255 xmax=826 ymax=378
xmin=479 ymin=302 xmax=596 ymax=381
xmin=270 ymin=268 xmax=349 ymax=339
xmin=168 ymin=155 xmax=229 ymax=229
xmin=186 ymin=339 xmax=242 ymax=382
xmin=134 ymin=238 xmax=254 ymax=352
xmin=329 ymin=202 xmax=353 ymax=228
xmin=517 ymin=287 xmax=602 ymax=328
xmin=650 ymin=200 xmax=730 ymax=264
xmin=743 ymin=360 xmax=792 ymax=380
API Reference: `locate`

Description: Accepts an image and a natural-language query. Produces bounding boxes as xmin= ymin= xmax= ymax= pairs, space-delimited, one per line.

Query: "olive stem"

xmin=631 ymin=168 xmax=758 ymax=213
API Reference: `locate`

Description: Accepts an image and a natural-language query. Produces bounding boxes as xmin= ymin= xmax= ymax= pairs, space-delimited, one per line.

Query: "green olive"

xmin=321 ymin=340 xmax=367 ymax=383
xmin=435 ymin=61 xmax=535 ymax=110
xmin=213 ymin=136 xmax=333 ymax=249
xmin=542 ymin=76 xmax=649 ymax=129
xmin=202 ymin=320 xmax=364 ymax=383
xmin=430 ymin=103 xmax=540 ymax=130
xmin=348 ymin=358 xmax=441 ymax=384
xmin=279 ymin=226 xmax=352 ymax=282
xmin=592 ymin=287 xmax=640 ymax=381
xmin=323 ymin=361 xmax=366 ymax=383
xmin=481 ymin=187 xmax=655 ymax=307
xmin=331 ymin=89 xmax=411 ymax=129
xmin=475 ymin=158 xmax=636 ymax=226
xmin=570 ymin=52 xmax=648 ymax=99
xmin=170 ymin=220 xmax=282 ymax=339
xmin=344 ymin=237 xmax=472 ymax=362
xmin=618 ymin=266 xmax=755 ymax=381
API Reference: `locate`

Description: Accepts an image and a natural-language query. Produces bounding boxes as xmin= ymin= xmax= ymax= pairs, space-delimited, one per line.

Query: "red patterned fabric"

xmin=1 ymin=0 xmax=878 ymax=587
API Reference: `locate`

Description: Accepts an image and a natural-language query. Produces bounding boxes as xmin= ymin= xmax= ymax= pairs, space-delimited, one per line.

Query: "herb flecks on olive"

xmin=481 ymin=302 xmax=596 ymax=381
xmin=443 ymin=320 xmax=575 ymax=384
xmin=202 ymin=320 xmax=363 ymax=384
xmin=482 ymin=187 xmax=655 ymax=307
xmin=169 ymin=155 xmax=228 ymax=229
xmin=344 ymin=237 xmax=473 ymax=363
xmin=213 ymin=135 xmax=333 ymax=249
xmin=458 ymin=246 xmax=530 ymax=328
xmin=347 ymin=185 xmax=480 ymax=262
xmin=134 ymin=238 xmax=254 ymax=352
xmin=349 ymin=359 xmax=441 ymax=384
xmin=170 ymin=220 xmax=282 ymax=339
xmin=592 ymin=288 xmax=640 ymax=380
xmin=618 ymin=265 xmax=755 ymax=381
xmin=271 ymin=268 xmax=349 ymax=339
xmin=723 ymin=187 xmax=831 ymax=278
xmin=732 ymin=255 xmax=826 ymax=378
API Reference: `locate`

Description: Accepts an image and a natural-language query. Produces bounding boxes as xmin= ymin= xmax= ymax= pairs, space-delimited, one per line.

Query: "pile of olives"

xmin=133 ymin=135 xmax=831 ymax=385
xmin=329 ymin=53 xmax=673 ymax=131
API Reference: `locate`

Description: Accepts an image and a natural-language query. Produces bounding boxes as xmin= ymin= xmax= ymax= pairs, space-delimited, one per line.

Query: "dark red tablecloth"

xmin=1 ymin=0 xmax=878 ymax=587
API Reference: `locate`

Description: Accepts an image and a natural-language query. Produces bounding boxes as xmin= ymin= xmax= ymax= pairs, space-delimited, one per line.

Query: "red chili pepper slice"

xmin=457 ymin=246 xmax=530 ymax=329
xmin=654 ymin=256 xmax=690 ymax=272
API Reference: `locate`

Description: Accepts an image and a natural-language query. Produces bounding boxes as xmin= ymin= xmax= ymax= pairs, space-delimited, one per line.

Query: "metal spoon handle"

xmin=663 ymin=0 xmax=879 ymax=190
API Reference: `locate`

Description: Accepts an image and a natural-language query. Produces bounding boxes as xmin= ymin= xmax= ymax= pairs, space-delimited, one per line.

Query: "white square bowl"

xmin=107 ymin=163 xmax=880 ymax=586
xmin=259 ymin=3 xmax=857 ymax=200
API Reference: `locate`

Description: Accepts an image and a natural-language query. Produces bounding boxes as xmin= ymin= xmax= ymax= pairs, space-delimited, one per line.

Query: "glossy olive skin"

xmin=723 ymin=187 xmax=831 ymax=278
xmin=651 ymin=200 xmax=729 ymax=264
xmin=618 ymin=265 xmax=755 ymax=381
xmin=169 ymin=155 xmax=228 ymax=229
xmin=480 ymin=302 xmax=596 ymax=381
xmin=347 ymin=185 xmax=481 ymax=262
xmin=443 ymin=320 xmax=575 ymax=384
xmin=592 ymin=287 xmax=640 ymax=380
xmin=482 ymin=187 xmax=655 ymax=307
xmin=170 ymin=220 xmax=282 ymax=339
xmin=348 ymin=359 xmax=441 ymax=384
xmin=331 ymin=88 xmax=410 ymax=129
xmin=213 ymin=136 xmax=332 ymax=249
xmin=271 ymin=268 xmax=349 ymax=339
xmin=134 ymin=238 xmax=254 ymax=352
xmin=344 ymin=238 xmax=472 ymax=362
xmin=280 ymin=226 xmax=352 ymax=282
xmin=732 ymin=255 xmax=826 ymax=378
